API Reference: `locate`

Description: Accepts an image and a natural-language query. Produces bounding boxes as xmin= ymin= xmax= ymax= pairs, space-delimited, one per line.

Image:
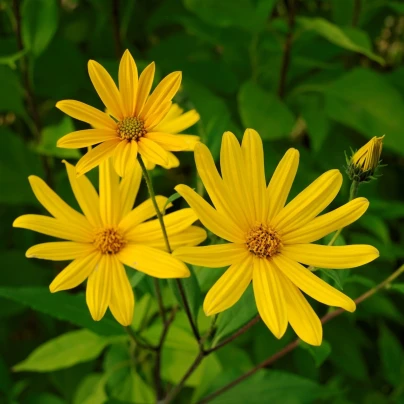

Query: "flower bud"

xmin=347 ymin=136 xmax=384 ymax=182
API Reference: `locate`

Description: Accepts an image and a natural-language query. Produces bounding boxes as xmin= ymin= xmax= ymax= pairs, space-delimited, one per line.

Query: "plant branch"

xmin=111 ymin=0 xmax=123 ymax=58
xmin=197 ymin=264 xmax=404 ymax=403
xmin=125 ymin=326 xmax=157 ymax=351
xmin=154 ymin=278 xmax=167 ymax=324
xmin=352 ymin=0 xmax=361 ymax=27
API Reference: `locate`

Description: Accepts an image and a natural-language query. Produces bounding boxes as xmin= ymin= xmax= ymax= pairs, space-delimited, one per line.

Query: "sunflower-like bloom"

xmin=13 ymin=159 xmax=206 ymax=326
xmin=56 ymin=49 xmax=200 ymax=176
xmin=173 ymin=129 xmax=379 ymax=346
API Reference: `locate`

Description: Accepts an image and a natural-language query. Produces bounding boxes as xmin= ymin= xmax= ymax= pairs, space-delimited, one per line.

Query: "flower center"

xmin=116 ymin=117 xmax=147 ymax=141
xmin=94 ymin=228 xmax=126 ymax=254
xmin=246 ymin=224 xmax=282 ymax=259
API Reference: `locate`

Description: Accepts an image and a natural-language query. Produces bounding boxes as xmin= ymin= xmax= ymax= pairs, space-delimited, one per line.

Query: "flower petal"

xmin=64 ymin=161 xmax=102 ymax=227
xmin=86 ymin=255 xmax=112 ymax=321
xmin=154 ymin=108 xmax=200 ymax=134
xmin=266 ymin=148 xmax=299 ymax=222
xmin=278 ymin=269 xmax=322 ymax=346
xmin=203 ymin=254 xmax=253 ymax=315
xmin=57 ymin=129 xmax=117 ymax=149
xmin=273 ymin=254 xmax=356 ymax=312
xmin=145 ymin=132 xmax=188 ymax=151
xmin=13 ymin=214 xmax=93 ymax=243
xmin=283 ymin=198 xmax=369 ymax=244
xmin=119 ymin=158 xmax=142 ymax=218
xmin=173 ymin=243 xmax=249 ymax=268
xmin=142 ymin=71 xmax=182 ymax=119
xmin=175 ymin=135 xmax=200 ymax=151
xmin=272 ymin=170 xmax=342 ymax=233
xmin=175 ymin=184 xmax=245 ymax=243
xmin=118 ymin=244 xmax=190 ymax=278
xmin=145 ymin=226 xmax=207 ymax=250
xmin=162 ymin=151 xmax=180 ymax=169
xmin=76 ymin=139 xmax=120 ymax=176
xmin=113 ymin=139 xmax=138 ymax=177
xmin=241 ymin=129 xmax=266 ymax=222
xmin=282 ymin=244 xmax=379 ymax=269
xmin=138 ymin=138 xmax=169 ymax=166
xmin=119 ymin=49 xmax=138 ymax=117
xmin=56 ymin=100 xmax=116 ymax=130
xmin=134 ymin=62 xmax=155 ymax=116
xmin=252 ymin=258 xmax=288 ymax=339
xmin=88 ymin=60 xmax=124 ymax=120
xmin=144 ymin=101 xmax=172 ymax=130
xmin=26 ymin=242 xmax=95 ymax=260
xmin=109 ymin=255 xmax=134 ymax=326
xmin=99 ymin=157 xmax=120 ymax=226
xmin=49 ymin=251 xmax=101 ymax=292
xmin=119 ymin=196 xmax=169 ymax=234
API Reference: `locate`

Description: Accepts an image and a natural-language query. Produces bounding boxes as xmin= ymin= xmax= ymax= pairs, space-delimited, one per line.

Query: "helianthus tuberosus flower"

xmin=13 ymin=159 xmax=206 ymax=326
xmin=56 ymin=49 xmax=200 ymax=176
xmin=348 ymin=135 xmax=385 ymax=182
xmin=173 ymin=129 xmax=379 ymax=346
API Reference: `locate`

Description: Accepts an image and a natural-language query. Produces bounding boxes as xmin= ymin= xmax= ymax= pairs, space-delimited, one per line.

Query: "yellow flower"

xmin=173 ymin=129 xmax=379 ymax=346
xmin=13 ymin=159 xmax=206 ymax=326
xmin=56 ymin=49 xmax=200 ymax=176
xmin=349 ymin=135 xmax=384 ymax=181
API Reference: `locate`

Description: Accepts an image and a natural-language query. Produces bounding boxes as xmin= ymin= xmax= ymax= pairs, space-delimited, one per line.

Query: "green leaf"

xmin=162 ymin=192 xmax=182 ymax=214
xmin=390 ymin=283 xmax=404 ymax=294
xmin=324 ymin=68 xmax=404 ymax=157
xmin=0 ymin=49 xmax=28 ymax=68
xmin=13 ymin=330 xmax=113 ymax=372
xmin=300 ymin=340 xmax=332 ymax=367
xmin=0 ymin=287 xmax=124 ymax=336
xmin=378 ymin=324 xmax=404 ymax=386
xmin=22 ymin=0 xmax=59 ymax=57
xmin=238 ymin=81 xmax=295 ymax=140
xmin=74 ymin=374 xmax=107 ymax=404
xmin=0 ymin=66 xmax=25 ymax=115
xmin=358 ymin=214 xmax=390 ymax=244
xmin=297 ymin=17 xmax=384 ymax=64
xmin=36 ymin=116 xmax=81 ymax=159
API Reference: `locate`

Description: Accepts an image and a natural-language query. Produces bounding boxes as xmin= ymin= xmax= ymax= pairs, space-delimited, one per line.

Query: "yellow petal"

xmin=119 ymin=49 xmax=138 ymax=117
xmin=154 ymin=108 xmax=200 ymax=134
xmin=162 ymin=151 xmax=180 ymax=168
xmin=109 ymin=255 xmax=134 ymax=326
xmin=241 ymin=129 xmax=266 ymax=222
xmin=176 ymin=135 xmax=200 ymax=151
xmin=194 ymin=142 xmax=247 ymax=232
xmin=145 ymin=132 xmax=188 ymax=151
xmin=144 ymin=226 xmax=207 ymax=250
xmin=144 ymin=101 xmax=172 ymax=130
xmin=173 ymin=243 xmax=249 ymax=268
xmin=175 ymin=184 xmax=245 ymax=243
xmin=28 ymin=175 xmax=92 ymax=233
xmin=137 ymin=138 xmax=169 ymax=166
xmin=86 ymin=255 xmax=112 ymax=321
xmin=282 ymin=244 xmax=379 ymax=269
xmin=252 ymin=258 xmax=288 ymax=339
xmin=134 ymin=62 xmax=155 ymax=116
xmin=118 ymin=244 xmax=190 ymax=278
xmin=56 ymin=100 xmax=116 ymax=130
xmin=272 ymin=170 xmax=342 ymax=233
xmin=88 ymin=60 xmax=124 ymax=120
xmin=283 ymin=198 xmax=369 ymax=244
xmin=13 ymin=214 xmax=93 ymax=243
xmin=119 ymin=157 xmax=142 ymax=218
xmin=119 ymin=196 xmax=169 ymax=234
xmin=49 ymin=251 xmax=101 ymax=292
xmin=220 ymin=131 xmax=254 ymax=224
xmin=279 ymin=270 xmax=322 ymax=346
xmin=203 ymin=254 xmax=253 ymax=316
xmin=99 ymin=158 xmax=120 ymax=226
xmin=76 ymin=139 xmax=120 ymax=176
xmin=266 ymin=148 xmax=299 ymax=222
xmin=142 ymin=71 xmax=182 ymax=119
xmin=57 ymin=129 xmax=117 ymax=149
xmin=273 ymin=254 xmax=356 ymax=312
xmin=64 ymin=161 xmax=102 ymax=227
xmin=26 ymin=242 xmax=95 ymax=260
xmin=112 ymin=139 xmax=138 ymax=177
xmin=125 ymin=208 xmax=196 ymax=241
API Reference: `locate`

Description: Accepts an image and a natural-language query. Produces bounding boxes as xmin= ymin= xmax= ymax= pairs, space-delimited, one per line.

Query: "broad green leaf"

xmin=300 ymin=340 xmax=332 ymax=367
xmin=13 ymin=330 xmax=114 ymax=372
xmin=297 ymin=17 xmax=384 ymax=64
xmin=238 ymin=81 xmax=295 ymax=140
xmin=36 ymin=117 xmax=80 ymax=159
xmin=74 ymin=374 xmax=107 ymax=404
xmin=132 ymin=293 xmax=157 ymax=331
xmin=390 ymin=284 xmax=404 ymax=294
xmin=369 ymin=200 xmax=404 ymax=220
xmin=22 ymin=393 xmax=65 ymax=404
xmin=0 ymin=287 xmax=124 ymax=336
xmin=378 ymin=324 xmax=404 ymax=386
xmin=22 ymin=0 xmax=59 ymax=57
xmin=0 ymin=66 xmax=25 ymax=115
xmin=324 ymin=68 xmax=404 ymax=157
xmin=213 ymin=285 xmax=258 ymax=346
xmin=358 ymin=214 xmax=390 ymax=244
